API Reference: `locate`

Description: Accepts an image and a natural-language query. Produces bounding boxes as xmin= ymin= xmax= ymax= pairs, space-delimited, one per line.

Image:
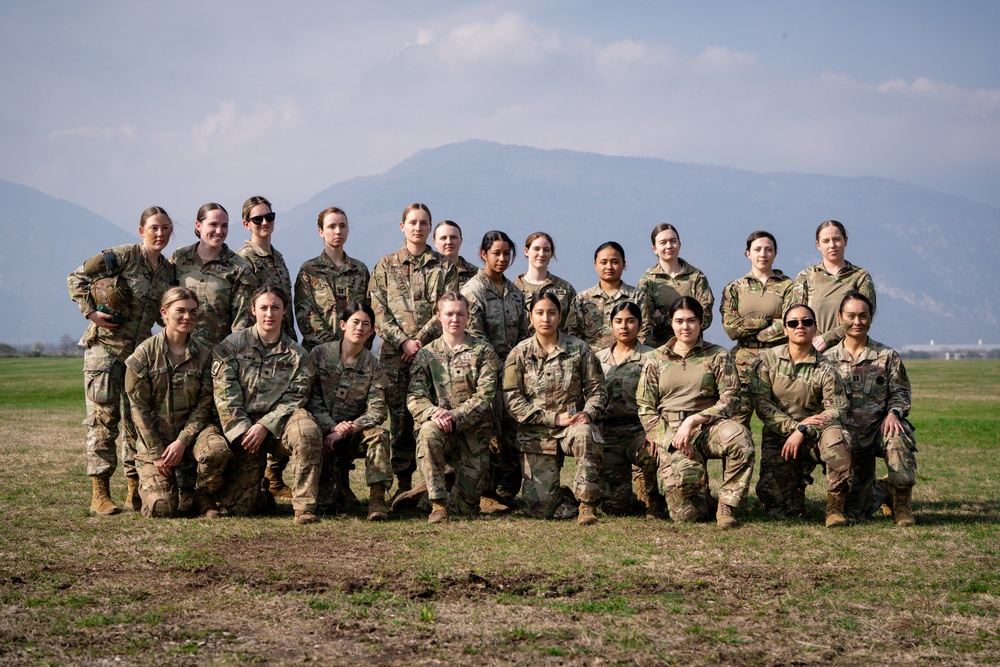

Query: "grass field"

xmin=0 ymin=358 xmax=997 ymax=665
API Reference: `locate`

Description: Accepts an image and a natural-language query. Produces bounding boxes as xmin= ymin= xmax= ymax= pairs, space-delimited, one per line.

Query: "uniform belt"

xmin=599 ymin=417 xmax=642 ymax=428
xmin=738 ymin=339 xmax=766 ymax=349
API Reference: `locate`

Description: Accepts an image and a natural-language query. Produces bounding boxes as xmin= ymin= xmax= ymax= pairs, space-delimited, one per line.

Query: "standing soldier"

xmin=295 ymin=207 xmax=371 ymax=352
xmin=514 ymin=232 xmax=577 ymax=333
xmin=306 ymin=302 xmax=392 ymax=521
xmin=433 ymin=220 xmax=479 ymax=288
xmin=125 ymin=287 xmax=226 ymax=518
xmin=67 ymin=206 xmax=176 ymax=515
xmin=205 ymin=285 xmax=323 ymax=525
xmin=408 ymin=293 xmax=500 ymax=522
xmin=826 ymin=293 xmax=917 ymax=526
xmin=504 ymin=291 xmax=606 ymax=525
xmin=570 ymin=242 xmax=648 ymax=355
xmin=369 ymin=203 xmax=458 ymax=494
xmin=236 ymin=195 xmax=298 ymax=500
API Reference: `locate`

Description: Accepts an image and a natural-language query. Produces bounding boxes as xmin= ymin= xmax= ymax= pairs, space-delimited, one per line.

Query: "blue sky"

xmin=2 ymin=1 xmax=998 ymax=227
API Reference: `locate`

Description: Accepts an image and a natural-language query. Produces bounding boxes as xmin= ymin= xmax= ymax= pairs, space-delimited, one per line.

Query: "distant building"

xmin=900 ymin=342 xmax=1000 ymax=360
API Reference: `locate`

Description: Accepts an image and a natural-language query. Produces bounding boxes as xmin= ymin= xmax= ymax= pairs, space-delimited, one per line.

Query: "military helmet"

xmin=90 ymin=277 xmax=130 ymax=325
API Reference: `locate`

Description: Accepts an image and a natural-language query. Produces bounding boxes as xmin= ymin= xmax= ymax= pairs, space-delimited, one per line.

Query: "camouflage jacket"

xmin=596 ymin=342 xmax=654 ymax=424
xmin=636 ymin=258 xmax=715 ymax=347
xmin=124 ymin=332 xmax=215 ymax=461
xmin=569 ymin=282 xmax=649 ymax=354
xmin=719 ymin=270 xmax=794 ymax=348
xmin=454 ymin=255 xmax=480 ymax=288
xmin=749 ymin=344 xmax=848 ymax=440
xmin=514 ymin=272 xmax=577 ymax=333
xmin=826 ymin=338 xmax=911 ymax=449
xmin=503 ymin=333 xmax=606 ymax=455
xmin=789 ymin=261 xmax=876 ymax=347
xmin=171 ymin=242 xmax=256 ymax=347
xmin=212 ymin=326 xmax=313 ymax=443
xmin=635 ymin=337 xmax=742 ymax=446
xmin=67 ymin=243 xmax=176 ymax=360
xmin=407 ymin=336 xmax=500 ymax=433
xmin=236 ymin=240 xmax=297 ymax=341
xmin=294 ymin=251 xmax=371 ymax=351
xmin=460 ymin=270 xmax=529 ymax=362
xmin=306 ymin=341 xmax=388 ymax=435
xmin=369 ymin=246 xmax=458 ymax=353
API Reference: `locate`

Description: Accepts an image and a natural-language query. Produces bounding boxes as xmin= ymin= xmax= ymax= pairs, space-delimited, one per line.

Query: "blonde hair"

xmin=402 ymin=202 xmax=432 ymax=223
xmin=436 ymin=291 xmax=469 ymax=313
xmin=161 ymin=286 xmax=199 ymax=310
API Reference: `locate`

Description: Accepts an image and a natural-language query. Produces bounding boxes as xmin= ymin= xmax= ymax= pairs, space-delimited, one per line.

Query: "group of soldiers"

xmin=67 ymin=199 xmax=917 ymax=528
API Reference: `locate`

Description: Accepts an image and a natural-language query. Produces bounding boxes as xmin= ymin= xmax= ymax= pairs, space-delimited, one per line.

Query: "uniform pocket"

xmin=84 ymin=353 xmax=120 ymax=404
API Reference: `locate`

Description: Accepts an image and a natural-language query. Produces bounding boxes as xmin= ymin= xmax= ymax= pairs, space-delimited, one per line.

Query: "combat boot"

xmin=428 ymin=499 xmax=448 ymax=524
xmin=876 ymin=478 xmax=894 ymax=517
xmin=716 ymin=502 xmax=737 ymax=530
xmin=177 ymin=488 xmax=195 ymax=516
xmin=479 ymin=493 xmax=511 ymax=515
xmin=340 ymin=471 xmax=359 ymax=506
xmin=197 ymin=490 xmax=221 ymax=519
xmin=367 ymin=482 xmax=389 ymax=521
xmin=645 ymin=490 xmax=666 ymax=520
xmin=125 ymin=477 xmax=141 ymax=512
xmin=825 ymin=488 xmax=848 ymax=528
xmin=90 ymin=475 xmax=119 ymax=516
xmin=578 ymin=501 xmax=599 ymax=526
xmin=264 ymin=469 xmax=292 ymax=499
xmin=391 ymin=481 xmax=428 ymax=511
xmin=892 ymin=486 xmax=916 ymax=527
xmin=293 ymin=510 xmax=319 ymax=525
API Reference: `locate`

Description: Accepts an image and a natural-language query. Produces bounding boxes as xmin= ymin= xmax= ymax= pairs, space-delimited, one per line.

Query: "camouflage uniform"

xmin=569 ymin=282 xmax=649 ymax=355
xmin=454 ymin=256 xmax=480 ymax=289
xmin=124 ymin=332 xmax=225 ymax=518
xmin=461 ymin=270 xmax=529 ymax=496
xmin=719 ymin=270 xmax=794 ymax=422
xmin=826 ymin=338 xmax=917 ymax=519
xmin=236 ymin=240 xmax=297 ymax=340
xmin=369 ymin=246 xmax=458 ymax=483
xmin=408 ymin=336 xmax=500 ymax=516
xmin=503 ymin=333 xmax=606 ymax=519
xmin=635 ymin=338 xmax=754 ymax=521
xmin=208 ymin=327 xmax=322 ymax=515
xmin=596 ymin=343 xmax=659 ymax=515
xmin=67 ymin=244 xmax=176 ymax=480
xmin=636 ymin=259 xmax=715 ymax=347
xmin=171 ymin=242 xmax=256 ymax=347
xmin=306 ymin=341 xmax=391 ymax=510
xmin=789 ymin=261 xmax=876 ymax=348
xmin=294 ymin=251 xmax=371 ymax=351
xmin=749 ymin=345 xmax=851 ymax=518
xmin=514 ymin=272 xmax=577 ymax=333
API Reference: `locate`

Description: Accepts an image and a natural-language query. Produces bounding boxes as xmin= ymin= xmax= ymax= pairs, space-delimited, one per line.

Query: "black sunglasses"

xmin=248 ymin=212 xmax=276 ymax=225
xmin=785 ymin=318 xmax=815 ymax=329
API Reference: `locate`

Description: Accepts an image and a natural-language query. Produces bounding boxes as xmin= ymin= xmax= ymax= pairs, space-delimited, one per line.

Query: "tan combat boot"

xmin=367 ymin=482 xmax=389 ymax=521
xmin=825 ymin=488 xmax=848 ymax=528
xmin=90 ymin=476 xmax=119 ymax=516
xmin=293 ymin=510 xmax=319 ymax=525
xmin=578 ymin=501 xmax=599 ymax=526
xmin=645 ymin=490 xmax=666 ymax=520
xmin=876 ymin=478 xmax=894 ymax=517
xmin=197 ymin=490 xmax=221 ymax=519
xmin=125 ymin=477 xmax=141 ymax=512
xmin=428 ymin=499 xmax=448 ymax=524
xmin=716 ymin=502 xmax=737 ymax=529
xmin=264 ymin=468 xmax=292 ymax=499
xmin=892 ymin=486 xmax=916 ymax=527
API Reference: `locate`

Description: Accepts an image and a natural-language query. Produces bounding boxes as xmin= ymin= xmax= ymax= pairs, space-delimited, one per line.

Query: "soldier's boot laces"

xmin=716 ymin=502 xmax=737 ymax=530
xmin=125 ymin=477 xmax=141 ymax=512
xmin=367 ymin=482 xmax=389 ymax=521
xmin=264 ymin=468 xmax=293 ymax=500
xmin=893 ymin=486 xmax=916 ymax=527
xmin=825 ymin=488 xmax=848 ymax=528
xmin=197 ymin=490 xmax=221 ymax=519
xmin=428 ymin=499 xmax=449 ymax=524
xmin=578 ymin=501 xmax=599 ymax=526
xmin=293 ymin=510 xmax=319 ymax=525
xmin=90 ymin=476 xmax=119 ymax=516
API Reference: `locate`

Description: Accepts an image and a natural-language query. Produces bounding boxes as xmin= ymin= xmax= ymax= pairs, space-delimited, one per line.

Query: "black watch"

xmin=796 ymin=424 xmax=808 ymax=434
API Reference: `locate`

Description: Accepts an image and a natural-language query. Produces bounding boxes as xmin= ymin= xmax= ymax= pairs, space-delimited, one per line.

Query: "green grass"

xmin=0 ymin=358 xmax=998 ymax=665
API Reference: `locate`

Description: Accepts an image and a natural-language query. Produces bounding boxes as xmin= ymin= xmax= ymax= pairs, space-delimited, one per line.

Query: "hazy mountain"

xmin=4 ymin=141 xmax=999 ymax=348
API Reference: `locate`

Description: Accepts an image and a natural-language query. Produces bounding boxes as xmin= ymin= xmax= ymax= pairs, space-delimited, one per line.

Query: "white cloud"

xmin=439 ymin=12 xmax=565 ymax=65
xmin=698 ymin=45 xmax=757 ymax=72
xmin=876 ymin=76 xmax=1000 ymax=114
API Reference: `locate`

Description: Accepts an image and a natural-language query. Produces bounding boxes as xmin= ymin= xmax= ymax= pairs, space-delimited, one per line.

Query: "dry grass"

xmin=0 ymin=359 xmax=998 ymax=666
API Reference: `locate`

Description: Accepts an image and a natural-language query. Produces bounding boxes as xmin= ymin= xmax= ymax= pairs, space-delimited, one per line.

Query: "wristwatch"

xmin=796 ymin=424 xmax=808 ymax=434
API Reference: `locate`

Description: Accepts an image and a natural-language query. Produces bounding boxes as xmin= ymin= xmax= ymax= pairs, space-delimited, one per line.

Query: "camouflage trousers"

xmin=731 ymin=345 xmax=767 ymax=427
xmin=521 ymin=423 xmax=604 ymax=519
xmin=597 ymin=423 xmax=658 ymax=516
xmin=135 ymin=427 xmax=215 ymax=518
xmin=82 ymin=345 xmax=137 ymax=478
xmin=846 ymin=424 xmax=918 ymax=519
xmin=756 ymin=426 xmax=852 ymax=519
xmin=655 ymin=419 xmax=755 ymax=521
xmin=483 ymin=393 xmax=522 ymax=496
xmin=317 ymin=424 xmax=392 ymax=510
xmin=416 ymin=421 xmax=490 ymax=517
xmin=381 ymin=350 xmax=416 ymax=481
xmin=194 ymin=410 xmax=323 ymax=515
